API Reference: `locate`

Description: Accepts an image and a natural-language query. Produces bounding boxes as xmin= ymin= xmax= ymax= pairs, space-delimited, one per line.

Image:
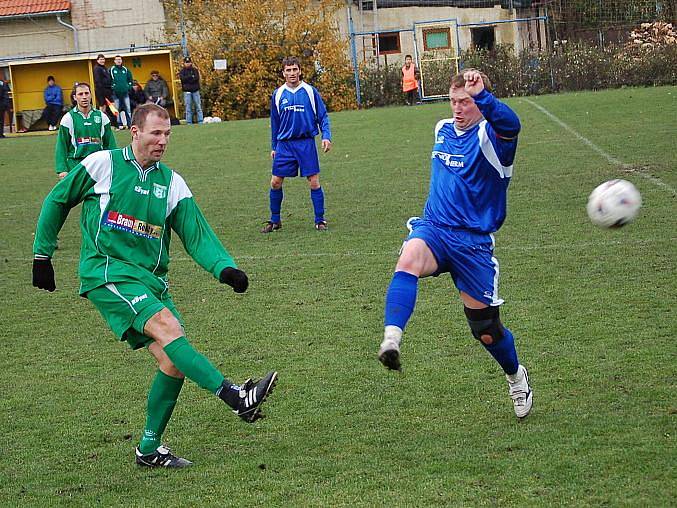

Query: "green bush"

xmin=356 ymin=42 xmax=677 ymax=106
xmin=357 ymin=64 xmax=403 ymax=107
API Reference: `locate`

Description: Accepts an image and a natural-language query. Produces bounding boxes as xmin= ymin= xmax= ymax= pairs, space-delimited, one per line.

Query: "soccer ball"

xmin=586 ymin=179 xmax=642 ymax=228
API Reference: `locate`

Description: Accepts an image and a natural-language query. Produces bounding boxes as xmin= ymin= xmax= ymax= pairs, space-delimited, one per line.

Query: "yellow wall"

xmin=9 ymin=51 xmax=178 ymax=118
xmin=11 ymin=60 xmax=90 ymax=112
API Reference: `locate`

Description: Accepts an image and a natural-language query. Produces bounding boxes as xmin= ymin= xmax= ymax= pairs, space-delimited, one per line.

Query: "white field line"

xmin=12 ymin=236 xmax=675 ymax=264
xmin=521 ymin=98 xmax=676 ymax=196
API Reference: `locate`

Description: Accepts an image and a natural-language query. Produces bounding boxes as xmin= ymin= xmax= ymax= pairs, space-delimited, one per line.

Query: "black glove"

xmin=33 ymin=257 xmax=56 ymax=292
xmin=219 ymin=267 xmax=248 ymax=293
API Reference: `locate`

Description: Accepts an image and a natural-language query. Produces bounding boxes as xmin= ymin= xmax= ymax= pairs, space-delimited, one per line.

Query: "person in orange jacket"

xmin=401 ymin=55 xmax=421 ymax=106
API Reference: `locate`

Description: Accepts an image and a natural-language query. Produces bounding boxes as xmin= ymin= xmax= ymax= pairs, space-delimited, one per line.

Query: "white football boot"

xmin=506 ymin=364 xmax=533 ymax=419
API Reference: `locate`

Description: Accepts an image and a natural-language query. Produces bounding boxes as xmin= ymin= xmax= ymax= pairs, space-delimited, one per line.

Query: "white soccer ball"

xmin=203 ymin=116 xmax=213 ymax=123
xmin=586 ymin=179 xmax=642 ymax=228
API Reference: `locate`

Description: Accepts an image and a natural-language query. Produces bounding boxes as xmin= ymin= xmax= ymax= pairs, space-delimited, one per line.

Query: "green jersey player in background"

xmin=55 ymin=82 xmax=117 ymax=179
xmin=33 ymin=103 xmax=278 ymax=468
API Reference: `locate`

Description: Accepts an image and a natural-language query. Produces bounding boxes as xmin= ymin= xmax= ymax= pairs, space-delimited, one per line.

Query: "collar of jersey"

xmin=282 ymin=81 xmax=306 ymax=93
xmin=71 ymin=106 xmax=94 ymax=119
xmin=123 ymin=145 xmax=159 ymax=182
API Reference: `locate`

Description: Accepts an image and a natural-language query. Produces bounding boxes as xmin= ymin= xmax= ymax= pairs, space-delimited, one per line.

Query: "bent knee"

xmin=270 ymin=176 xmax=284 ymax=189
xmin=145 ymin=308 xmax=184 ymax=344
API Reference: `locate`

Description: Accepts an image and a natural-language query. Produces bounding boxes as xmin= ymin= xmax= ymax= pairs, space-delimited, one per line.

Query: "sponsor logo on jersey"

xmin=284 ymin=105 xmax=305 ymax=113
xmin=153 ymin=183 xmax=167 ymax=199
xmin=102 ymin=210 xmax=162 ymax=239
xmin=131 ymin=293 xmax=148 ymax=305
xmin=134 ymin=186 xmax=149 ymax=195
xmin=431 ymin=150 xmax=465 ymax=168
xmin=76 ymin=136 xmax=101 ymax=145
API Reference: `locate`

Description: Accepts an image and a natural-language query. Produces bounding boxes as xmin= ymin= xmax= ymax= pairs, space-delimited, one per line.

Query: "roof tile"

xmin=0 ymin=1 xmax=71 ymax=17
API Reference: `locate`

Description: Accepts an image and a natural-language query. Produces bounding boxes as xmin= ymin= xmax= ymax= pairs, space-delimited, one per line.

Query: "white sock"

xmin=506 ymin=365 xmax=523 ymax=383
xmin=383 ymin=325 xmax=403 ymax=346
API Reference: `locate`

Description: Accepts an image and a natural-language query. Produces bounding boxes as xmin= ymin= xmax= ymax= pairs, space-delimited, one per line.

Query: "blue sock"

xmin=384 ymin=271 xmax=419 ymax=330
xmin=310 ymin=187 xmax=325 ymax=223
xmin=270 ymin=188 xmax=283 ymax=223
xmin=482 ymin=327 xmax=519 ymax=375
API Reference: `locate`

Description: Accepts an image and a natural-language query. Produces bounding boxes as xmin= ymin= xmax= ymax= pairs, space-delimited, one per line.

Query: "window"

xmin=471 ymin=26 xmax=496 ymax=51
xmin=377 ymin=32 xmax=401 ymax=54
xmin=423 ymin=28 xmax=451 ymax=51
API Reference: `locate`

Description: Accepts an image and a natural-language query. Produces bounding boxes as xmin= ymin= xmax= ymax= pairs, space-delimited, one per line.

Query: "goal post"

xmin=413 ymin=20 xmax=461 ymax=100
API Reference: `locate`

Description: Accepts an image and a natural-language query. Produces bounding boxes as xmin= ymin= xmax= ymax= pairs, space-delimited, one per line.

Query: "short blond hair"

xmin=132 ymin=103 xmax=170 ymax=129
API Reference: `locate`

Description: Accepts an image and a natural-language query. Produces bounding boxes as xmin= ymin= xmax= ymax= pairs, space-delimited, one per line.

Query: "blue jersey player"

xmin=261 ymin=56 xmax=332 ymax=233
xmin=378 ymin=69 xmax=533 ymax=419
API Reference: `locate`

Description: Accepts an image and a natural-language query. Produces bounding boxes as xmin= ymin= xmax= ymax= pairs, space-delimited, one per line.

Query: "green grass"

xmin=0 ymin=86 xmax=675 ymax=506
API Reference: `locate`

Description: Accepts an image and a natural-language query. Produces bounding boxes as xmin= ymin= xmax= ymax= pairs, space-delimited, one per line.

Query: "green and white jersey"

xmin=34 ymin=145 xmax=236 ymax=295
xmin=55 ymin=107 xmax=117 ymax=174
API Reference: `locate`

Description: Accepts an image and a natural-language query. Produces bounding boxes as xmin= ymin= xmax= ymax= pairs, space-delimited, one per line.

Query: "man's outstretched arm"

xmin=33 ymin=154 xmax=102 ymax=291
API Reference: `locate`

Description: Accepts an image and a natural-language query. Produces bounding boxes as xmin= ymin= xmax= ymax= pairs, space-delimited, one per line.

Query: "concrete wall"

xmin=0 ymin=0 xmax=167 ymax=60
xmin=339 ymin=5 xmax=546 ymax=66
xmin=70 ymin=0 xmax=167 ymax=54
xmin=0 ymin=17 xmax=74 ymax=59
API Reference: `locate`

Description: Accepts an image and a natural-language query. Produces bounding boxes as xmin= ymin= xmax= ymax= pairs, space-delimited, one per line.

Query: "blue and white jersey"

xmin=270 ymin=81 xmax=331 ymax=150
xmin=423 ymin=89 xmax=521 ymax=234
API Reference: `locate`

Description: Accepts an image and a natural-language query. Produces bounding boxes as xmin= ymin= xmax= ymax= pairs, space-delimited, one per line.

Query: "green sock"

xmin=162 ymin=336 xmax=225 ymax=393
xmin=139 ymin=370 xmax=184 ymax=455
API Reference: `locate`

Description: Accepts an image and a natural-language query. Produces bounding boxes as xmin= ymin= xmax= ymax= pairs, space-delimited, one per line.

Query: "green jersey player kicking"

xmin=33 ymin=103 xmax=277 ymax=468
xmin=55 ymin=82 xmax=117 ymax=179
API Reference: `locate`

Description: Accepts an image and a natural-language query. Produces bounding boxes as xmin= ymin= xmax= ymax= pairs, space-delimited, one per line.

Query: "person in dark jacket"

xmin=0 ymin=77 xmax=10 ymax=138
xmin=178 ymin=57 xmax=203 ymax=124
xmin=129 ymin=80 xmax=148 ymax=113
xmin=93 ymin=54 xmax=115 ymax=115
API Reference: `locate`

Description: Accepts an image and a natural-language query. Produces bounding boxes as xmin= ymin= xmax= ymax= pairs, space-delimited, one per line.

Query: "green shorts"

xmin=86 ymin=281 xmax=184 ymax=350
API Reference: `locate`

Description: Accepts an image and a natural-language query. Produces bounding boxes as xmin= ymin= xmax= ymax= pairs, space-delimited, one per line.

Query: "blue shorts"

xmin=272 ymin=138 xmax=320 ymax=178
xmin=404 ymin=217 xmax=504 ymax=306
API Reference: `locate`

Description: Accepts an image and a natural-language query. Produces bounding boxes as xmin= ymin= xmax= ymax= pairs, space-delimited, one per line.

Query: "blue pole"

xmin=347 ymin=5 xmax=361 ymax=107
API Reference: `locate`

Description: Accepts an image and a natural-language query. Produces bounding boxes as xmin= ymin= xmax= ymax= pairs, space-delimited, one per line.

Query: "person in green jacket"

xmin=32 ymin=103 xmax=278 ymax=468
xmin=110 ymin=55 xmax=133 ymax=129
xmin=55 ymin=82 xmax=117 ymax=179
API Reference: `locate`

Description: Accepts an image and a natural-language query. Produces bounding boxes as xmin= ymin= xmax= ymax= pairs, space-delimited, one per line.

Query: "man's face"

xmin=151 ymin=73 xmax=159 ymax=80
xmin=184 ymin=61 xmax=192 ymax=68
xmin=74 ymin=86 xmax=91 ymax=110
xmin=97 ymin=56 xmax=105 ymax=65
xmin=405 ymin=56 xmax=412 ymax=67
xmin=450 ymin=86 xmax=482 ymax=129
xmin=283 ymin=64 xmax=300 ymax=87
xmin=48 ymin=79 xmax=55 ymax=86
xmin=132 ymin=113 xmax=171 ymax=163
xmin=114 ymin=57 xmax=122 ymax=66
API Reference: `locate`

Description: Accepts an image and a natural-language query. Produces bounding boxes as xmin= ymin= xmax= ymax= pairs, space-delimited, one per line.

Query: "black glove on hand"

xmin=33 ymin=257 xmax=56 ymax=292
xmin=219 ymin=267 xmax=249 ymax=293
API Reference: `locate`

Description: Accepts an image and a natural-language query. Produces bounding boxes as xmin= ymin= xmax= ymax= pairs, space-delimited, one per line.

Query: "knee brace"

xmin=464 ymin=305 xmax=504 ymax=344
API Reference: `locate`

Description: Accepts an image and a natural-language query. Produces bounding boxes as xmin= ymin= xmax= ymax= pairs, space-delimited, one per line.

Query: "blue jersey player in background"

xmin=378 ymin=69 xmax=533 ymax=419
xmin=261 ymin=56 xmax=332 ymax=233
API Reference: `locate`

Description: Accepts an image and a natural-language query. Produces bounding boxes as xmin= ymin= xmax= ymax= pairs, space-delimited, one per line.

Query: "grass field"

xmin=0 ymin=86 xmax=675 ymax=506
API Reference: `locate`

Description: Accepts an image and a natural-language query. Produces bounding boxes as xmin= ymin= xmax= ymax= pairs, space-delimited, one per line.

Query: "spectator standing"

xmin=0 ymin=78 xmax=10 ymax=138
xmin=179 ymin=57 xmax=203 ymax=124
xmin=144 ymin=71 xmax=169 ymax=106
xmin=401 ymin=55 xmax=420 ymax=106
xmin=43 ymin=76 xmax=63 ymax=130
xmin=110 ymin=55 xmax=133 ymax=129
xmin=93 ymin=54 xmax=115 ymax=117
